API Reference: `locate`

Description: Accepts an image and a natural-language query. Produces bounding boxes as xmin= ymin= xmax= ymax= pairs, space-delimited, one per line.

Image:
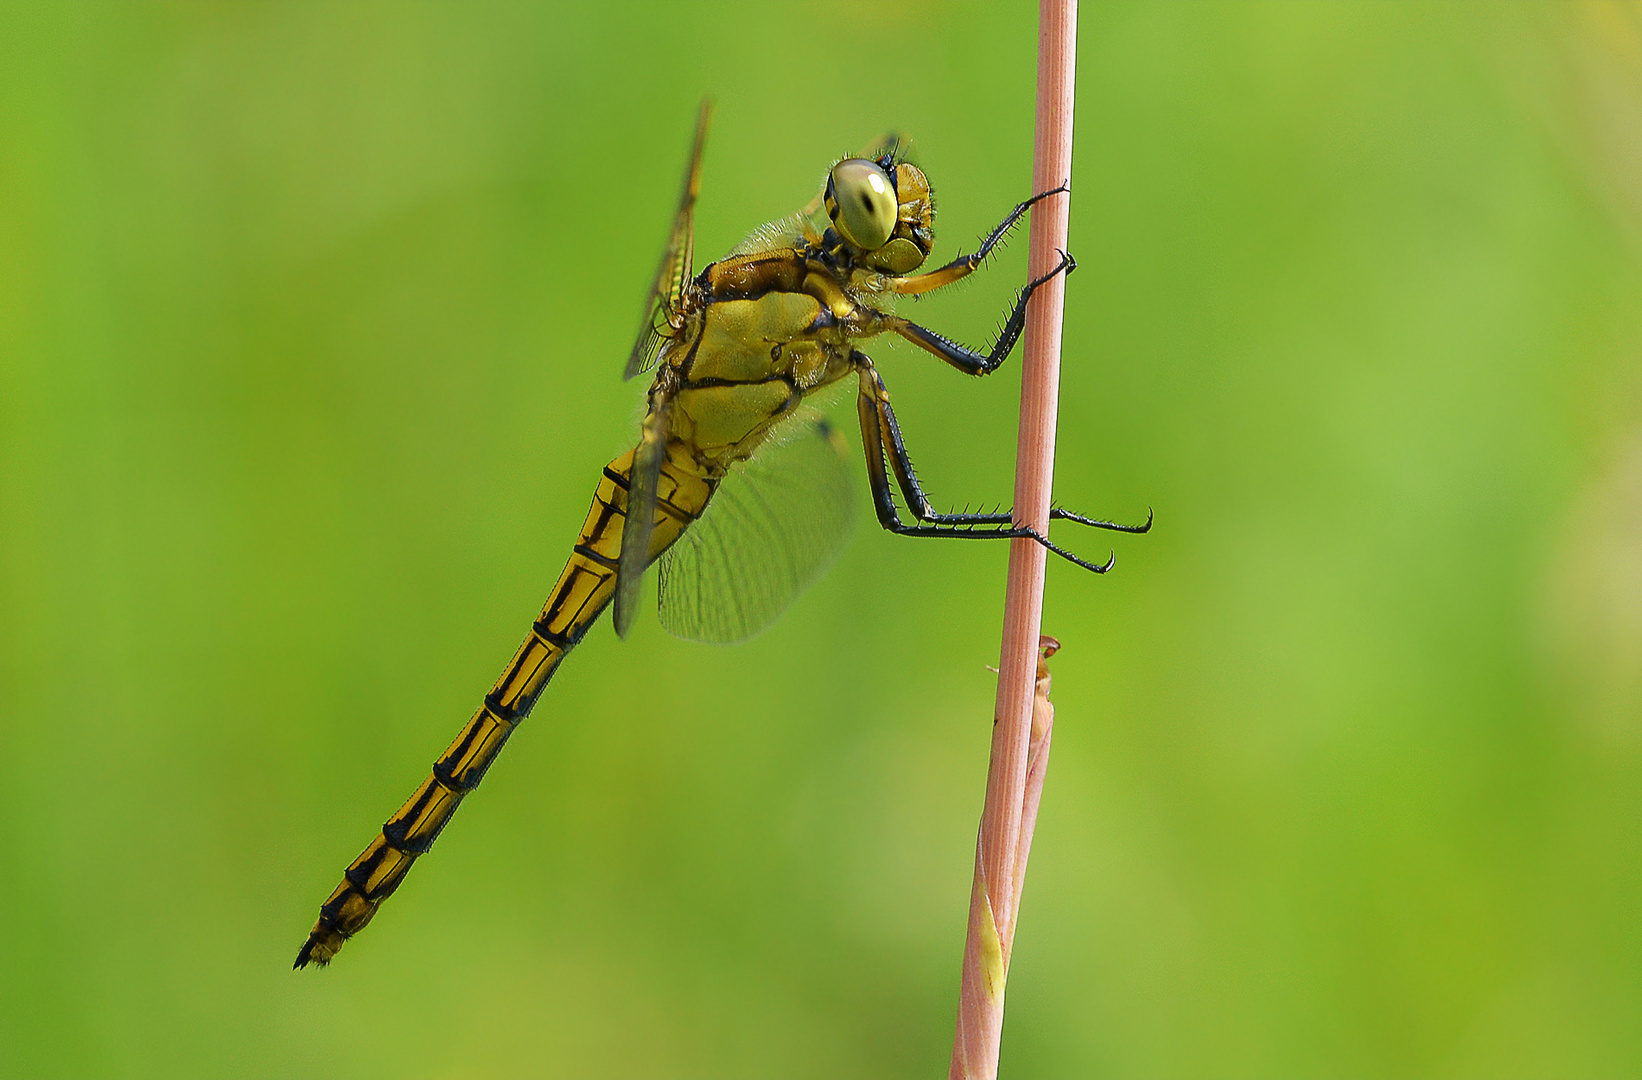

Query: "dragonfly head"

xmin=824 ymin=154 xmax=935 ymax=274
xmin=876 ymin=160 xmax=936 ymax=274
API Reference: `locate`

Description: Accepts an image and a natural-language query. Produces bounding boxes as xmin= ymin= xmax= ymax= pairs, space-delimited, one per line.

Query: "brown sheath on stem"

xmin=950 ymin=1 xmax=1078 ymax=1077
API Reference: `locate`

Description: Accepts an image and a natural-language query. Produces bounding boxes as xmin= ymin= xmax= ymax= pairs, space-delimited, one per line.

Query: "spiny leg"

xmin=886 ymin=182 xmax=1070 ymax=296
xmin=851 ymin=352 xmax=1138 ymax=574
xmin=1049 ymin=506 xmax=1153 ymax=533
xmin=860 ymin=356 xmax=1152 ymax=535
xmin=886 ymin=249 xmax=1075 ymax=377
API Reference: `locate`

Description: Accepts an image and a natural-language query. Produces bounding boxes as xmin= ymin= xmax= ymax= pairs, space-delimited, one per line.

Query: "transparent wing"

xmin=626 ymin=99 xmax=712 ymax=381
xmin=801 ymin=132 xmax=918 ymax=219
xmin=659 ymin=413 xmax=857 ymax=644
xmin=614 ymin=397 xmax=672 ymax=639
xmin=859 ymin=130 xmax=915 ymax=166
xmin=727 ymin=211 xmax=813 ymax=258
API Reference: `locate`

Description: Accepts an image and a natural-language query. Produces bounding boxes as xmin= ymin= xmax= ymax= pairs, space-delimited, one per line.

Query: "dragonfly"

xmin=295 ymin=101 xmax=1148 ymax=968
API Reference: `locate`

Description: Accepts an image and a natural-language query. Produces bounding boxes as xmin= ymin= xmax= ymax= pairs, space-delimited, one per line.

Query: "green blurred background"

xmin=2 ymin=2 xmax=1640 ymax=1076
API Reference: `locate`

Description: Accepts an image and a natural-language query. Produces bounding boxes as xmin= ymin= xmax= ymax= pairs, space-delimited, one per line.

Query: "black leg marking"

xmin=914 ymin=182 xmax=1071 ymax=285
xmin=897 ymin=251 xmax=1076 ymax=376
xmin=851 ymin=352 xmax=1145 ymax=574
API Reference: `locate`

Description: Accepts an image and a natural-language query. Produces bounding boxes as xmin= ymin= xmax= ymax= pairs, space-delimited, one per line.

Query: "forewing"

xmin=859 ymin=131 xmax=914 ymax=166
xmin=727 ymin=212 xmax=812 ymax=258
xmin=802 ymin=133 xmax=917 ymax=219
xmin=626 ymin=99 xmax=712 ymax=381
xmin=614 ymin=397 xmax=673 ymax=639
xmin=658 ymin=413 xmax=857 ymax=644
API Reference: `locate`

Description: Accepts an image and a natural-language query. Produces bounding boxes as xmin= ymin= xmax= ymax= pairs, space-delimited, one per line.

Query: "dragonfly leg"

xmin=852 ymin=352 xmax=1138 ymax=573
xmin=865 ymin=355 xmax=1151 ymax=535
xmin=890 ymin=250 xmax=1075 ymax=376
xmin=885 ymin=182 xmax=1069 ymax=296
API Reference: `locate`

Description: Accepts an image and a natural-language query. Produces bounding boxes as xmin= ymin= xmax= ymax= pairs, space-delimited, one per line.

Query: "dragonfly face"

xmin=294 ymin=102 xmax=1148 ymax=969
xmin=822 ymin=154 xmax=935 ymax=273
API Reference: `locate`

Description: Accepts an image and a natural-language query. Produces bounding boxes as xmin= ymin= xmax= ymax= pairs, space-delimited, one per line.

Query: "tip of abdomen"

xmin=293 ymin=924 xmax=342 ymax=969
xmin=295 ymin=910 xmax=352 ymax=967
xmin=293 ymin=881 xmax=379 ymax=970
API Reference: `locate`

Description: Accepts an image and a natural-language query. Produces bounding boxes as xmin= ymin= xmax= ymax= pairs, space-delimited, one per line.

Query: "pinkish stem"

xmin=949 ymin=1 xmax=1077 ymax=1076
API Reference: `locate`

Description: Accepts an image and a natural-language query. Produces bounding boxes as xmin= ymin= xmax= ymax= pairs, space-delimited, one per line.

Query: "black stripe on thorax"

xmin=678 ymin=323 xmax=707 ymax=374
xmin=700 ymin=252 xmax=806 ymax=293
xmin=602 ymin=466 xmax=630 ymax=489
xmin=681 ymin=372 xmax=800 ymax=391
xmin=704 ymin=284 xmax=787 ymax=304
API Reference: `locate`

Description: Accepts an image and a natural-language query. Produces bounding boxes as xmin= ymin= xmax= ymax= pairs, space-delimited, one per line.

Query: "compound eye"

xmin=826 ymin=158 xmax=897 ymax=251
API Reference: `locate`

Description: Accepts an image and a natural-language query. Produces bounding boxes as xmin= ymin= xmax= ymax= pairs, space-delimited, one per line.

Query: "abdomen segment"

xmin=295 ymin=449 xmax=709 ymax=968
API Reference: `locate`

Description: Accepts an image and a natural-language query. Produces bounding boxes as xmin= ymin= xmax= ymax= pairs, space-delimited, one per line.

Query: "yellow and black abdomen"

xmin=295 ymin=449 xmax=713 ymax=967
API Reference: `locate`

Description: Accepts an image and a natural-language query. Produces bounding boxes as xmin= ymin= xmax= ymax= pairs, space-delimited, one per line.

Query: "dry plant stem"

xmin=950 ymin=1 xmax=1077 ymax=1077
